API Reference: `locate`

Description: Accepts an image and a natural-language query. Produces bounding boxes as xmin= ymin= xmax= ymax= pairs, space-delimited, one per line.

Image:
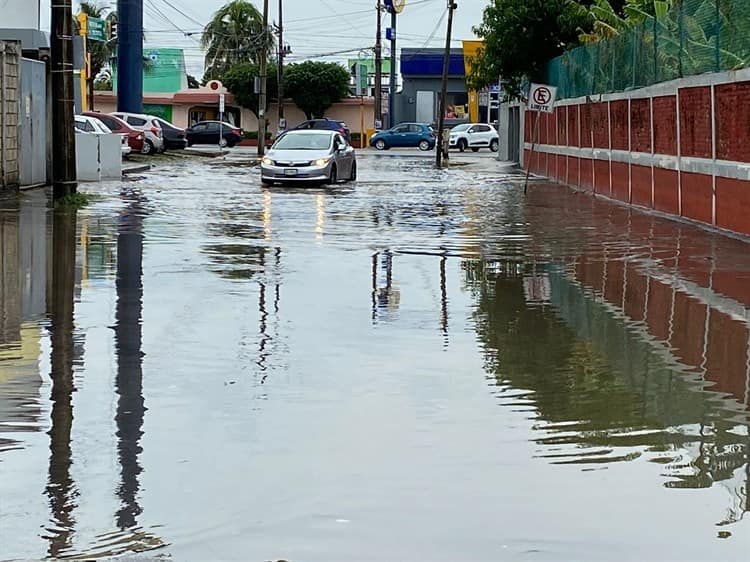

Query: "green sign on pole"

xmin=87 ymin=17 xmax=106 ymax=42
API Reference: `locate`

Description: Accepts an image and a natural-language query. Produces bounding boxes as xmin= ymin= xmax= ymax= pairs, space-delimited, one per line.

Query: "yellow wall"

xmin=462 ymin=40 xmax=484 ymax=123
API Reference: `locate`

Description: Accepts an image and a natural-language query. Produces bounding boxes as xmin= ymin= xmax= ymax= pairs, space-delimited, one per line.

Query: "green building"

xmin=113 ymin=48 xmax=188 ymax=94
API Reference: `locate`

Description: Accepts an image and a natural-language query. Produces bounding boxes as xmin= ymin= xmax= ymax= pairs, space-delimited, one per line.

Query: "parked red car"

xmin=83 ymin=111 xmax=145 ymax=153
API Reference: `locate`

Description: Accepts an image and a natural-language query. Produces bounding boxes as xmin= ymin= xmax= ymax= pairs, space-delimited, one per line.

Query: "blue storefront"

xmin=394 ymin=48 xmax=469 ymax=126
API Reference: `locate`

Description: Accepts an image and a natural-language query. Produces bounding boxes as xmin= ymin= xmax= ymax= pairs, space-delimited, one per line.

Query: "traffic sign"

xmin=87 ymin=17 xmax=106 ymax=41
xmin=528 ymin=83 xmax=557 ymax=113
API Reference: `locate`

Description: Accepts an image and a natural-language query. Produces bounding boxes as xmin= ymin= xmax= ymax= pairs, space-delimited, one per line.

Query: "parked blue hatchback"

xmin=370 ymin=123 xmax=436 ymax=151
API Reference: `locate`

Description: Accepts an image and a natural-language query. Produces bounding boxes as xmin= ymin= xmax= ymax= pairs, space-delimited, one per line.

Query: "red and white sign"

xmin=528 ymin=83 xmax=557 ymax=113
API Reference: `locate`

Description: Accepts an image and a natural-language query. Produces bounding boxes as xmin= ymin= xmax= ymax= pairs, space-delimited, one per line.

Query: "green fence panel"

xmin=544 ymin=0 xmax=750 ymax=99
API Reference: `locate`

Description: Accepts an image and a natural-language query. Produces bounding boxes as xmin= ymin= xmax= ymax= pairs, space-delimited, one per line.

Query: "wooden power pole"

xmin=51 ymin=0 xmax=77 ymax=197
xmin=374 ymin=0 xmax=383 ymax=129
xmin=258 ymin=0 xmax=270 ymax=157
xmin=436 ymin=0 xmax=456 ymax=168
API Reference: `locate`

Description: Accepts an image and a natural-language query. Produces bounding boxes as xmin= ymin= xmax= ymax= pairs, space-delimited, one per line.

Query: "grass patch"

xmin=55 ymin=192 xmax=93 ymax=209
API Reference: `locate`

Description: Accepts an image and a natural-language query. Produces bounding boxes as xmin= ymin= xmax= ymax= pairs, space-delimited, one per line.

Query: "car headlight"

xmin=262 ymin=157 xmax=273 ymax=166
xmin=314 ymin=158 xmax=330 ymax=167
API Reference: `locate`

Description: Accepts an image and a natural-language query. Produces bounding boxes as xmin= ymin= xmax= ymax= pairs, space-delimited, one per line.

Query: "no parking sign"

xmin=528 ymin=83 xmax=557 ymax=113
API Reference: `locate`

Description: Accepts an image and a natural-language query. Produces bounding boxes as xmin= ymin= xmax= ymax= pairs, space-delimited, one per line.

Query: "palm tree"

xmin=201 ymin=0 xmax=275 ymax=80
xmin=78 ymin=2 xmax=116 ymax=81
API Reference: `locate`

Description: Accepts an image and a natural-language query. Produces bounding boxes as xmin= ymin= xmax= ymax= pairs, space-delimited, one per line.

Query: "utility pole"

xmin=374 ymin=0 xmax=382 ymax=129
xmin=117 ymin=0 xmax=143 ymax=113
xmin=51 ymin=0 xmax=77 ymax=197
xmin=435 ymin=0 xmax=456 ymax=168
xmin=258 ymin=0 xmax=269 ymax=157
xmin=277 ymin=0 xmax=286 ymax=132
xmin=389 ymin=7 xmax=397 ymax=128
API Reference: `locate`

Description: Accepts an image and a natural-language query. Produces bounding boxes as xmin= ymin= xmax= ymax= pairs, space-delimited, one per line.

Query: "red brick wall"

xmin=715 ymin=81 xmax=750 ymax=162
xmin=679 ymin=87 xmax=712 ymax=159
xmin=611 ymin=161 xmax=629 ymax=202
xmin=680 ymin=171 xmax=713 ymax=224
xmin=523 ymin=78 xmax=750 ymax=239
xmin=610 ymin=100 xmax=629 ymax=151
xmin=716 ymin=177 xmax=750 ymax=236
xmin=568 ymin=105 xmax=580 ymax=147
xmin=631 ymin=165 xmax=652 ymax=208
xmin=631 ymin=98 xmax=651 ymax=153
xmin=653 ymin=96 xmax=677 ymax=155
xmin=591 ymin=103 xmax=609 ymax=148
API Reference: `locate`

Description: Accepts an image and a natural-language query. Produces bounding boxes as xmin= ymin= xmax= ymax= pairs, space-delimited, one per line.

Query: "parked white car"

xmin=110 ymin=112 xmax=165 ymax=155
xmin=449 ymin=123 xmax=499 ymax=152
xmin=75 ymin=115 xmax=131 ymax=156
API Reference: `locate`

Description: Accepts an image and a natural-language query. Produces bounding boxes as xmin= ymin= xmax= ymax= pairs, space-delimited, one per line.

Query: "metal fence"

xmin=545 ymin=0 xmax=750 ymax=99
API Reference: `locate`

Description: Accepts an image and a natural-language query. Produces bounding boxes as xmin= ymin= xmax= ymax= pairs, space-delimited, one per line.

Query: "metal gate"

xmin=507 ymin=106 xmax=520 ymax=163
xmin=416 ymin=91 xmax=434 ymax=124
xmin=18 ymin=58 xmax=46 ymax=188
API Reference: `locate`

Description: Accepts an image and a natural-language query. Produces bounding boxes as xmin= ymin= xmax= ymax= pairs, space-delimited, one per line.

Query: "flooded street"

xmin=1 ymin=154 xmax=748 ymax=561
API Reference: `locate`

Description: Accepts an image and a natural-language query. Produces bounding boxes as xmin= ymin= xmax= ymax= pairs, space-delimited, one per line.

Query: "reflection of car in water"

xmin=261 ymin=130 xmax=357 ymax=186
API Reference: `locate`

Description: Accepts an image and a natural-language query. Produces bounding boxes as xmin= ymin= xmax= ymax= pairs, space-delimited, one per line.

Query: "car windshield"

xmin=274 ymin=132 xmax=332 ymax=150
xmin=451 ymin=124 xmax=471 ymax=132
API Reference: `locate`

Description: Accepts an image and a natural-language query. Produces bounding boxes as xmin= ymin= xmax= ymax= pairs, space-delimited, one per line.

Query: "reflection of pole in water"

xmin=263 ymin=190 xmax=272 ymax=240
xmin=371 ymin=252 xmax=378 ymax=321
xmin=315 ymin=193 xmax=325 ymax=242
xmin=371 ymin=250 xmax=399 ymax=322
xmin=114 ymin=191 xmax=145 ymax=530
xmin=45 ymin=207 xmax=78 ymax=558
xmin=440 ymin=254 xmax=449 ymax=346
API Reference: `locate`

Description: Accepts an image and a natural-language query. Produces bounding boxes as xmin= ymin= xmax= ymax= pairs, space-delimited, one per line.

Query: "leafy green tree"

xmin=202 ymin=0 xmax=275 ymax=80
xmin=282 ymin=61 xmax=351 ymax=119
xmin=222 ymin=62 xmax=278 ymax=118
xmin=468 ymin=0 xmax=593 ymax=97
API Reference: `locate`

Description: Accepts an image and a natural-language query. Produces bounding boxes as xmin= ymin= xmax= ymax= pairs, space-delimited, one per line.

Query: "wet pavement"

xmin=0 ymin=153 xmax=748 ymax=561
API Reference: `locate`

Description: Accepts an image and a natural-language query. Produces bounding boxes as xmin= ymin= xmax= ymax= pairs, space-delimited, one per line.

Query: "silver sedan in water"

xmin=260 ymin=130 xmax=357 ymax=186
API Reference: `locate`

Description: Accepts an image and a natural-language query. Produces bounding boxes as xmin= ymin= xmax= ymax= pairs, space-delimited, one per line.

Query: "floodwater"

xmin=0 ymin=154 xmax=748 ymax=561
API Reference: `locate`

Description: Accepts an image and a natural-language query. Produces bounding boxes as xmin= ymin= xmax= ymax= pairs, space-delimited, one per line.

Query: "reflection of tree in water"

xmin=466 ymin=259 xmax=748 ymax=523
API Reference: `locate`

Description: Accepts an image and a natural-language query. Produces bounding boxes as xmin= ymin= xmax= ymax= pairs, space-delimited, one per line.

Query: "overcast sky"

xmin=50 ymin=1 xmax=488 ymax=78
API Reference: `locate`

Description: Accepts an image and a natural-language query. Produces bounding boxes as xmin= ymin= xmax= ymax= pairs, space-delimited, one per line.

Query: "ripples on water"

xmin=0 ymin=157 xmax=748 ymax=559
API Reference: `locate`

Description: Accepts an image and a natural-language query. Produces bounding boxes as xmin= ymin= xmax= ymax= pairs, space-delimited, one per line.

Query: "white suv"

xmin=449 ymin=123 xmax=499 ymax=152
xmin=111 ymin=112 xmax=165 ymax=155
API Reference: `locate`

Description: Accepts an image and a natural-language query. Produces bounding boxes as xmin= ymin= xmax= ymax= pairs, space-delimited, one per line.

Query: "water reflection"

xmin=466 ymin=182 xmax=750 ymax=529
xmin=470 ymin=259 xmax=748 ymax=524
xmin=0 ymin=192 xmax=48 ymax=453
xmin=45 ymin=206 xmax=79 ymax=558
xmin=114 ymin=188 xmax=146 ymax=530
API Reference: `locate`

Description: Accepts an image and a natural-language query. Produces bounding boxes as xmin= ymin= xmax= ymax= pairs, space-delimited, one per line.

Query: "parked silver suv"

xmin=111 ymin=112 xmax=165 ymax=155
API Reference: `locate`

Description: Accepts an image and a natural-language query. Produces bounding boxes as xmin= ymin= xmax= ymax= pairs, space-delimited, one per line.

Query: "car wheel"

xmin=328 ymin=165 xmax=338 ymax=185
xmin=374 ymin=139 xmax=387 ymax=151
xmin=458 ymin=139 xmax=467 ymax=152
xmin=349 ymin=162 xmax=357 ymax=182
xmin=418 ymin=140 xmax=431 ymax=151
xmin=490 ymin=139 xmax=499 ymax=152
xmin=141 ymin=140 xmax=155 ymax=155
xmin=471 ymin=147 xmax=480 ymax=153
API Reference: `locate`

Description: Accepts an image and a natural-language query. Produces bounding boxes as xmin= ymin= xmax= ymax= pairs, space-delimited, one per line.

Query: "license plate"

xmin=284 ymin=168 xmax=298 ymax=176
